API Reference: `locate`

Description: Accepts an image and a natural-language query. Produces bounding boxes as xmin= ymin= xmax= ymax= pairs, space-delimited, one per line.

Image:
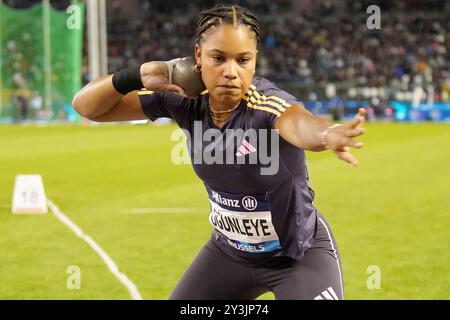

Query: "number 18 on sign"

xmin=12 ymin=175 xmax=48 ymax=214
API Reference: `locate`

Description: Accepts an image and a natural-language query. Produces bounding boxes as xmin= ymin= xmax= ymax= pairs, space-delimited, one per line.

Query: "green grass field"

xmin=0 ymin=122 xmax=449 ymax=299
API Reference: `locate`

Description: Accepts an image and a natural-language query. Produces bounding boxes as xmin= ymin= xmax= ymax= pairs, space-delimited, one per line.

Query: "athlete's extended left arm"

xmin=274 ymin=104 xmax=367 ymax=166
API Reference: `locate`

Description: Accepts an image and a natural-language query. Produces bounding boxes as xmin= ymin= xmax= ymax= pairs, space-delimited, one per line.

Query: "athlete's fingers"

xmin=334 ymin=149 xmax=358 ymax=167
xmin=333 ymin=144 xmax=349 ymax=152
xmin=334 ymin=137 xmax=363 ymax=151
xmin=348 ymin=114 xmax=364 ymax=129
xmin=348 ymin=108 xmax=366 ymax=129
xmin=345 ymin=127 xmax=366 ymax=138
xmin=345 ymin=138 xmax=363 ymax=149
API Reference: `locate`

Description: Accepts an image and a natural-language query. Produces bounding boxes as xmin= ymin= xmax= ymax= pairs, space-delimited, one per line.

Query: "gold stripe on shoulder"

xmin=251 ymin=88 xmax=291 ymax=109
xmin=249 ymin=87 xmax=289 ymax=110
xmin=137 ymin=90 xmax=155 ymax=95
xmin=243 ymin=96 xmax=281 ymax=117
xmin=244 ymin=86 xmax=256 ymax=98
xmin=200 ymin=89 xmax=209 ymax=95
xmin=247 ymin=102 xmax=281 ymax=117
xmin=249 ymin=83 xmax=292 ymax=108
xmin=248 ymin=92 xmax=286 ymax=113
xmin=248 ymin=95 xmax=287 ymax=112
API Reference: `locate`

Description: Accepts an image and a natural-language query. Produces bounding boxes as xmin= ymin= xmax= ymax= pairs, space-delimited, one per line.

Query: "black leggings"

xmin=169 ymin=215 xmax=344 ymax=300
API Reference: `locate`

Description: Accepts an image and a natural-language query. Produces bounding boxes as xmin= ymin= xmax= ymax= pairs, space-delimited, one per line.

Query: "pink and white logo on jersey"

xmin=236 ymin=138 xmax=257 ymax=157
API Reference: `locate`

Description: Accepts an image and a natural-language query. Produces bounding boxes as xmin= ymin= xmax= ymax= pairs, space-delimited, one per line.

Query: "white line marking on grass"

xmin=47 ymin=199 xmax=143 ymax=300
xmin=123 ymin=207 xmax=206 ymax=214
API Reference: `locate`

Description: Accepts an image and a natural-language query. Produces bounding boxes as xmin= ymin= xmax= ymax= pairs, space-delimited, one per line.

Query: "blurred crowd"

xmin=94 ymin=0 xmax=450 ymax=106
xmin=2 ymin=0 xmax=450 ymax=121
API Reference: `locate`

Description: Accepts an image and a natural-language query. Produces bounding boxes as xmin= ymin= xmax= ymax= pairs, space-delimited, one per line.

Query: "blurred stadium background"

xmin=0 ymin=0 xmax=449 ymax=299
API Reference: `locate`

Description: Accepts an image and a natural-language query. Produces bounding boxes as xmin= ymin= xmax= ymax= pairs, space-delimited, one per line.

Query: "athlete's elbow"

xmin=72 ymin=91 xmax=86 ymax=116
xmin=72 ymin=92 xmax=98 ymax=120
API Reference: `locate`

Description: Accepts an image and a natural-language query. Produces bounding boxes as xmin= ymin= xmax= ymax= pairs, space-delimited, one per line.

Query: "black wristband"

xmin=112 ymin=65 xmax=144 ymax=95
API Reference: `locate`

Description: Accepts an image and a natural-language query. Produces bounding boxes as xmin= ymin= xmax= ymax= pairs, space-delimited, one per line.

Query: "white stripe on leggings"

xmin=318 ymin=217 xmax=344 ymax=300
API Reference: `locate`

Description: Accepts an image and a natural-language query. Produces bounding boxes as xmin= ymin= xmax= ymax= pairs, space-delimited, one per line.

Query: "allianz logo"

xmin=212 ymin=191 xmax=258 ymax=211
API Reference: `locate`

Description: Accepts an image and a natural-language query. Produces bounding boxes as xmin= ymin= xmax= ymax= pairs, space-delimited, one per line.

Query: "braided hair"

xmin=195 ymin=4 xmax=261 ymax=45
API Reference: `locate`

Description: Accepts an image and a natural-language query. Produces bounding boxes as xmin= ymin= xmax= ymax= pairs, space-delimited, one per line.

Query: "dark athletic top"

xmin=138 ymin=76 xmax=318 ymax=261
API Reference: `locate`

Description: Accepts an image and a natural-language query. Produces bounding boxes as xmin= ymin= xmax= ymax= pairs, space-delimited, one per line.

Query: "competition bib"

xmin=207 ymin=187 xmax=281 ymax=253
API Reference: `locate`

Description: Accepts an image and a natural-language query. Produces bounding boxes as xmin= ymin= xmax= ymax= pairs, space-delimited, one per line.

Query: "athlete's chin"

xmin=216 ymin=90 xmax=243 ymax=101
xmin=219 ymin=90 xmax=241 ymax=96
xmin=218 ymin=94 xmax=242 ymax=105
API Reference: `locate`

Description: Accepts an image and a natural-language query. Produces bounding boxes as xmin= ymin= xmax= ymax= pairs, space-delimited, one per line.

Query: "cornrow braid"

xmin=195 ymin=4 xmax=261 ymax=44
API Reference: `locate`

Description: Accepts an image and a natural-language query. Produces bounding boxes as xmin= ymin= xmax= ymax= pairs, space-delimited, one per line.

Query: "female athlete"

xmin=73 ymin=4 xmax=367 ymax=300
